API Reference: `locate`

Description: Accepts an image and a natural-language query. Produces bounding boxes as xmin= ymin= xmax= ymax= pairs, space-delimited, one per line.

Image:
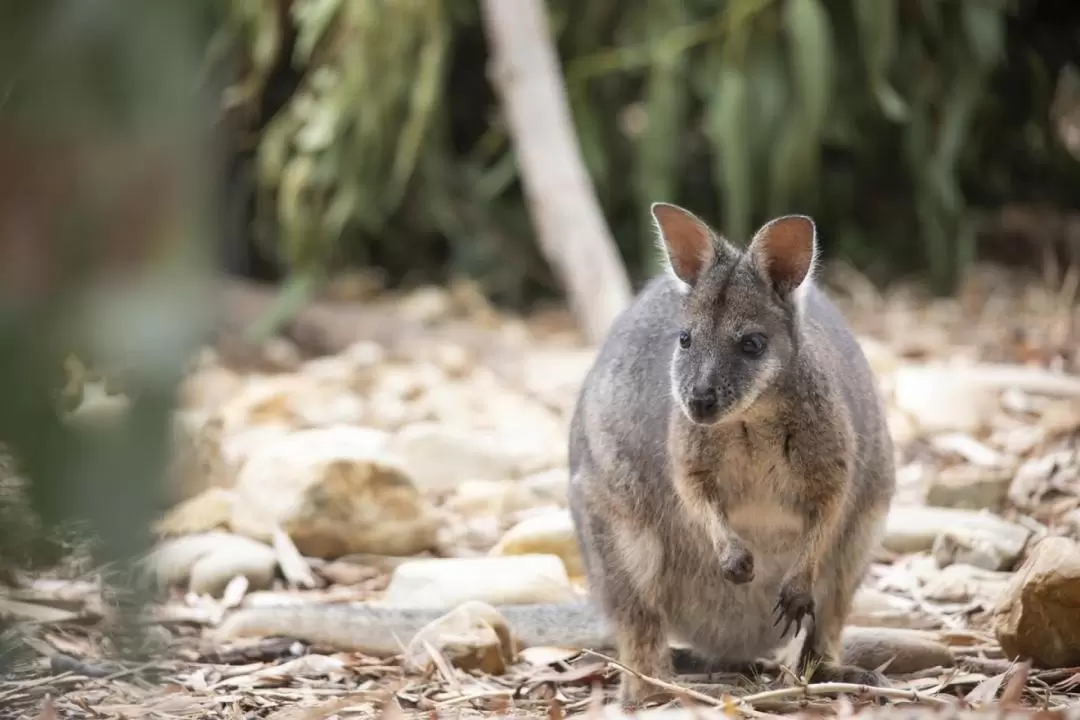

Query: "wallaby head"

xmin=650 ymin=202 xmax=820 ymax=426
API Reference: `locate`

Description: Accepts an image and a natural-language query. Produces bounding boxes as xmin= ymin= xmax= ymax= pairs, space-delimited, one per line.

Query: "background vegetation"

xmin=214 ymin=0 xmax=1080 ymax=311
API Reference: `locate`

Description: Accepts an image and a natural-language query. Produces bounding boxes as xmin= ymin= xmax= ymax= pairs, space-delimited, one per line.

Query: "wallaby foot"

xmin=793 ymin=593 xmax=891 ymax=690
xmin=799 ymin=659 xmax=890 ymax=688
xmin=614 ymin=605 xmax=671 ymax=706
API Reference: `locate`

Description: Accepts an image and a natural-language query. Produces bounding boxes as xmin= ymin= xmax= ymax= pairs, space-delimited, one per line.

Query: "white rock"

xmin=218 ymin=375 xmax=365 ymax=435
xmin=925 ymin=465 xmax=1012 ymax=511
xmin=931 ymin=529 xmax=1016 ymax=571
xmin=1009 ymin=449 xmax=1080 ymax=510
xmin=389 ymin=422 xmax=522 ymax=491
xmin=893 ymin=364 xmax=999 ymax=435
xmin=444 ymin=472 xmax=568 ymax=519
xmin=857 ymin=336 xmax=901 ymax=378
xmin=230 ymin=426 xmax=439 ymax=558
xmin=520 ymin=469 xmax=569 ymax=507
xmin=489 ymin=509 xmax=582 ymax=577
xmin=148 ymin=532 xmax=277 ymax=597
xmin=883 ymin=506 xmax=1031 ymax=568
xmin=383 ymin=555 xmax=576 ymax=607
xmin=849 ymin=587 xmax=936 ymax=629
xmin=920 ymin=563 xmax=1011 ymax=606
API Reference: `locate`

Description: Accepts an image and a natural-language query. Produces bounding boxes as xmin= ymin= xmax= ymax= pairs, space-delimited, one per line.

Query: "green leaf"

xmin=782 ymin=0 xmax=835 ymax=190
xmin=707 ymin=61 xmax=752 ymax=242
xmin=960 ymin=3 xmax=1004 ymax=68
xmin=852 ymin=0 xmax=908 ymax=121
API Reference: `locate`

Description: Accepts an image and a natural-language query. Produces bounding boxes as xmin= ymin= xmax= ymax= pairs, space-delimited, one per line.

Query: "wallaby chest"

xmin=675 ymin=420 xmax=808 ymax=550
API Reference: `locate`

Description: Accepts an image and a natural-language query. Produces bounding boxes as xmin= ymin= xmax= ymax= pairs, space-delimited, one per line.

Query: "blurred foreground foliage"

xmin=216 ymin=0 xmax=1080 ymax=306
xmin=0 ymin=0 xmax=218 ymax=670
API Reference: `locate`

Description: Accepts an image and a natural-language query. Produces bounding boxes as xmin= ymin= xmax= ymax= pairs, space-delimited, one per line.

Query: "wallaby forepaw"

xmin=772 ymin=583 xmax=814 ymax=638
xmin=720 ymin=545 xmax=754 ymax=584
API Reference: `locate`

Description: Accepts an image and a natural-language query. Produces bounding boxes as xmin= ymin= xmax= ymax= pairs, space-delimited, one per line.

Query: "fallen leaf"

xmin=964 ymin=671 xmax=1006 ymax=704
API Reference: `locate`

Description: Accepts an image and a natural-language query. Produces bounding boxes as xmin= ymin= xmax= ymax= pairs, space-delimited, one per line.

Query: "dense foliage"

xmin=214 ymin=0 xmax=1080 ymax=308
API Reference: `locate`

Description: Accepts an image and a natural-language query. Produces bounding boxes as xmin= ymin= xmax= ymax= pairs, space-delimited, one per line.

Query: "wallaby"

xmin=567 ymin=203 xmax=896 ymax=703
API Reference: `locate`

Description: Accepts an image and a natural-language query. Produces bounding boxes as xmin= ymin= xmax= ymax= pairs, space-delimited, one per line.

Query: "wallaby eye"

xmin=678 ymin=330 xmax=692 ymax=349
xmin=739 ymin=333 xmax=767 ymax=356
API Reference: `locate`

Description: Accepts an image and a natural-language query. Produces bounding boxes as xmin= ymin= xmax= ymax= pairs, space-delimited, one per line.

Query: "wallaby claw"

xmin=772 ymin=584 xmax=814 ymax=638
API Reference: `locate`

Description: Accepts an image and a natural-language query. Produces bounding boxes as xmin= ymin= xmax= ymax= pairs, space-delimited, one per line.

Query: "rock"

xmin=1009 ymin=450 xmax=1080 ymax=510
xmin=168 ymin=410 xmax=245 ymax=502
xmin=894 ymin=463 xmax=933 ymax=506
xmin=489 ymin=510 xmax=582 ymax=577
xmin=148 ymin=532 xmax=278 ymax=597
xmin=443 ymin=478 xmax=558 ymax=519
xmin=857 ymin=336 xmax=901 ymax=378
xmin=180 ymin=365 xmax=244 ymax=411
xmin=383 ymin=555 xmax=576 ymax=608
xmin=930 ymin=433 xmax=1008 ymax=468
xmin=441 ymin=469 xmax=567 ymax=523
xmin=388 ymin=423 xmax=520 ymax=491
xmin=893 ymin=364 xmax=999 ymax=435
xmin=399 ymin=285 xmax=453 ymax=325
xmin=883 ymin=506 xmax=1031 ymax=569
xmin=920 ymin=563 xmax=1011 ymax=607
xmin=154 ymin=487 xmax=236 ymax=537
xmin=218 ymin=425 xmax=293 ymax=470
xmin=229 ymin=426 xmax=439 ymax=558
xmin=849 ymin=588 xmax=937 ymax=630
xmin=925 ymin=465 xmax=1012 ymax=511
xmin=931 ymin=529 xmax=1017 ymax=571
xmin=886 ymin=409 xmax=919 ymax=448
xmin=218 ymin=375 xmax=365 ymax=435
xmin=519 ymin=469 xmax=569 ymax=508
xmin=841 ymin=627 xmax=955 ymax=674
xmin=520 ymin=348 xmax=595 ymax=415
xmin=404 ymin=601 xmax=517 ymax=675
xmin=1062 ymin=508 xmax=1080 ymax=539
xmin=993 ymin=536 xmax=1080 ymax=667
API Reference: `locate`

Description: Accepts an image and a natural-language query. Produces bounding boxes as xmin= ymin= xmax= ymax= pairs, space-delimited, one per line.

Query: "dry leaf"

xmin=1001 ymin=660 xmax=1032 ymax=707
xmin=964 ymin=671 xmax=1006 ymax=704
xmin=36 ymin=695 xmax=58 ymax=720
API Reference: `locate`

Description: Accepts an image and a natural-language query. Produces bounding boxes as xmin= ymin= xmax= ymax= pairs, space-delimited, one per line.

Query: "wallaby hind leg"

xmin=793 ymin=553 xmax=888 ymax=687
xmin=613 ymin=599 xmax=671 ymax=705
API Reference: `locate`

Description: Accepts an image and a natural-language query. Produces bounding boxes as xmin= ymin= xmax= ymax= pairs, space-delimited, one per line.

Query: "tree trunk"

xmin=479 ymin=0 xmax=632 ymax=345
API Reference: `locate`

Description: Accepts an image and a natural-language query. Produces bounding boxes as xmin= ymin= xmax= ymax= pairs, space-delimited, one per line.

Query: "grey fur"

xmin=568 ymin=204 xmax=895 ymax=703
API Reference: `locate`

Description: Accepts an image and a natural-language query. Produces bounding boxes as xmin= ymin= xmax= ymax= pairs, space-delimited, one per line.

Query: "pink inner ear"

xmin=653 ymin=204 xmax=713 ymax=282
xmin=754 ymin=216 xmax=814 ymax=291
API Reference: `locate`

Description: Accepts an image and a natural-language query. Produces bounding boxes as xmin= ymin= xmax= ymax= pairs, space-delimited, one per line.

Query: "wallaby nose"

xmin=689 ymin=386 xmax=718 ymax=417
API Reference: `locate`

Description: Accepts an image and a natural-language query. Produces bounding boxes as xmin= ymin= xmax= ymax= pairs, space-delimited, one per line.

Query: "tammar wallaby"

xmin=567 ymin=203 xmax=896 ymax=703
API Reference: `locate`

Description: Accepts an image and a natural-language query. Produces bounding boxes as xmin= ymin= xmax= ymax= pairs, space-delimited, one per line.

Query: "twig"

xmin=0 ymin=672 xmax=75 ymax=702
xmin=739 ymin=681 xmax=955 ymax=708
xmin=582 ymin=650 xmax=766 ymax=717
xmin=584 ymin=649 xmax=954 ymax=712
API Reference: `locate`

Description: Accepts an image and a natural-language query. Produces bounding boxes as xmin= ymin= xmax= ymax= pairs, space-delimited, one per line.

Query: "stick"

xmin=584 ymin=650 xmax=954 ymax=712
xmin=739 ymin=681 xmax=955 ymax=708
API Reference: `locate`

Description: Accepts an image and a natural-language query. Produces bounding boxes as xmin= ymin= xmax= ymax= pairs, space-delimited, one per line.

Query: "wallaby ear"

xmin=650 ymin=202 xmax=718 ymax=287
xmin=747 ymin=215 xmax=818 ymax=298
